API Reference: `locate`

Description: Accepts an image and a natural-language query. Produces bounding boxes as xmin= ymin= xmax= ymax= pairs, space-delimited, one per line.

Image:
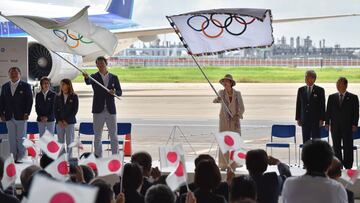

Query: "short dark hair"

xmin=246 ymin=149 xmax=268 ymax=176
xmin=230 ymin=175 xmax=257 ymax=201
xmin=123 ymin=163 xmax=143 ymax=191
xmin=91 ymin=179 xmax=114 ymax=203
xmin=131 ymin=151 xmax=152 ymax=173
xmin=96 ymin=56 xmax=108 ymax=65
xmin=302 ymin=140 xmax=334 ymax=173
xmin=305 ymin=70 xmax=317 ymax=80
xmin=40 ymin=154 xmax=54 ymax=169
xmin=338 ymin=77 xmax=348 ymax=86
xmin=8 ymin=67 xmax=21 ymax=74
xmin=80 ymin=165 xmax=95 ymax=183
xmin=145 ymin=184 xmax=175 ymax=203
xmin=40 ymin=77 xmax=51 ymax=89
xmin=21 ymin=165 xmax=41 ymax=193
xmin=194 ymin=154 xmax=215 ymax=168
xmin=194 ymin=160 xmax=221 ymax=191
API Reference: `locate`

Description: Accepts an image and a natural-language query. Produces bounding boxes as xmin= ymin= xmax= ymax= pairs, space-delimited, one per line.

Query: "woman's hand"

xmin=185 ymin=192 xmax=196 ymax=203
xmin=115 ymin=193 xmax=125 ymax=203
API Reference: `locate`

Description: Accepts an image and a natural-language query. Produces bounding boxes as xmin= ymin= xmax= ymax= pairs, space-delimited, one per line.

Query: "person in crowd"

xmin=131 ymin=151 xmax=161 ymax=195
xmin=296 ymin=70 xmax=326 ymax=143
xmin=35 ymin=77 xmax=56 ymax=136
xmin=0 ymin=157 xmax=20 ymax=203
xmin=20 ymin=165 xmax=41 ymax=199
xmin=245 ymin=149 xmax=291 ymax=203
xmin=213 ymin=74 xmax=245 ymax=170
xmin=179 ymin=154 xmax=230 ymax=201
xmin=0 ymin=67 xmax=33 ymax=163
xmin=327 ymin=157 xmax=354 ymax=203
xmin=229 ymin=175 xmax=257 ymax=203
xmin=178 ymin=160 xmax=227 ymax=203
xmin=145 ymin=184 xmax=175 ymax=203
xmin=282 ymin=140 xmax=347 ymax=203
xmin=122 ymin=163 xmax=145 ymax=203
xmin=79 ymin=165 xmax=95 ymax=184
xmin=326 ymin=77 xmax=359 ymax=169
xmin=54 ymin=79 xmax=78 ymax=158
xmin=91 ymin=178 xmax=125 ymax=203
xmin=83 ymin=56 xmax=122 ymax=158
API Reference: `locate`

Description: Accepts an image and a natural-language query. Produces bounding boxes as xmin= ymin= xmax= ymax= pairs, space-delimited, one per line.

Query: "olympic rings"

xmin=186 ymin=14 xmax=256 ymax=38
xmin=53 ymin=29 xmax=94 ymax=49
xmin=201 ymin=18 xmax=223 ymax=38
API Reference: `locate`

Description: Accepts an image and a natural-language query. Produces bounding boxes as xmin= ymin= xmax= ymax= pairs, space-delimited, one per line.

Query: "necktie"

xmin=307 ymin=87 xmax=311 ymax=100
xmin=340 ymin=94 xmax=344 ymax=106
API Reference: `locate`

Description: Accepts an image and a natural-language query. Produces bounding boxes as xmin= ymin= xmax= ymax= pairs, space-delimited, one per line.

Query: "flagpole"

xmin=51 ymin=51 xmax=121 ymax=101
xmin=189 ymin=55 xmax=233 ymax=118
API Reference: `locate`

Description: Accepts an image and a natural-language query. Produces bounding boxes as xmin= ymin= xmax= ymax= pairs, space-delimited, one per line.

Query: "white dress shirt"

xmin=10 ymin=79 xmax=20 ymax=96
xmin=100 ymin=72 xmax=109 ymax=87
xmin=42 ymin=90 xmax=49 ymax=100
xmin=63 ymin=93 xmax=68 ymax=103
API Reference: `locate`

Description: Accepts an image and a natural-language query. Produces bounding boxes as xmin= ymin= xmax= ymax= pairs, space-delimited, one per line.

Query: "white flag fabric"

xmin=45 ymin=153 xmax=69 ymax=181
xmin=341 ymin=169 xmax=360 ymax=185
xmin=166 ymin=160 xmax=188 ymax=191
xmin=2 ymin=6 xmax=117 ymax=58
xmin=23 ymin=138 xmax=40 ymax=159
xmin=159 ymin=144 xmax=185 ymax=170
xmin=230 ymin=149 xmax=247 ymax=165
xmin=167 ymin=9 xmax=273 ymax=56
xmin=27 ymin=175 xmax=98 ymax=203
xmin=215 ymin=131 xmax=243 ymax=154
xmin=1 ymin=154 xmax=16 ymax=190
xmin=97 ymin=152 xmax=124 ymax=177
xmin=79 ymin=153 xmax=98 ymax=171
xmin=37 ymin=130 xmax=63 ymax=160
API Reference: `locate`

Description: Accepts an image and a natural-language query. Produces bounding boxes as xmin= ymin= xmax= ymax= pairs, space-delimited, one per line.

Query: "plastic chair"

xmin=266 ymin=125 xmax=296 ymax=165
xmin=349 ymin=128 xmax=360 ymax=167
xmin=78 ymin=122 xmax=95 ymax=153
xmin=102 ymin=123 xmax=132 ymax=155
xmin=298 ymin=126 xmax=329 ymax=165
xmin=0 ymin=122 xmax=8 ymax=143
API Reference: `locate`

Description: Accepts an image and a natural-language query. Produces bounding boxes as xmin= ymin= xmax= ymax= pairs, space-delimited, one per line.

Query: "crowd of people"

xmin=0 ymin=140 xmax=354 ymax=203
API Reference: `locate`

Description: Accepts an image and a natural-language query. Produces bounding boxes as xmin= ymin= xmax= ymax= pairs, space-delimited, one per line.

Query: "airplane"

xmin=0 ymin=0 xmax=359 ymax=85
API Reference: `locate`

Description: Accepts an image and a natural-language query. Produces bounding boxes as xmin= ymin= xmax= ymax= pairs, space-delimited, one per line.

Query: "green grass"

xmin=73 ymin=66 xmax=360 ymax=83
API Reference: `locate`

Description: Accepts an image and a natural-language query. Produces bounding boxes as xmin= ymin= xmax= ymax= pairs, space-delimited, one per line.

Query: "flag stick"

xmin=51 ymin=51 xmax=121 ymax=101
xmin=189 ymin=55 xmax=233 ymax=118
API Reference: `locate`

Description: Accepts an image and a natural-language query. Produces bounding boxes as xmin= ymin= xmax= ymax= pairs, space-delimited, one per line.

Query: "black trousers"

xmin=302 ymin=123 xmax=321 ymax=144
xmin=331 ymin=127 xmax=353 ymax=169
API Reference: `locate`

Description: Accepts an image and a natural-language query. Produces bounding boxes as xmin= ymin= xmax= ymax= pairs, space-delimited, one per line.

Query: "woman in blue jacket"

xmin=54 ymin=79 xmax=78 ymax=157
xmin=35 ymin=77 xmax=56 ymax=137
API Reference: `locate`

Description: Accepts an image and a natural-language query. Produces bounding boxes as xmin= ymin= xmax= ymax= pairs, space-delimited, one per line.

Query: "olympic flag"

xmin=167 ymin=9 xmax=274 ymax=56
xmin=1 ymin=6 xmax=117 ymax=58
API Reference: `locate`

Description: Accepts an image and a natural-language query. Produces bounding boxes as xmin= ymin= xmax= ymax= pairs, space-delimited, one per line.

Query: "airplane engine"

xmin=28 ymin=42 xmax=82 ymax=85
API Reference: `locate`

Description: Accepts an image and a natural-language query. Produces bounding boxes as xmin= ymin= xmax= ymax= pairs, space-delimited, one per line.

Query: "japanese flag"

xmin=79 ymin=153 xmax=98 ymax=171
xmin=23 ymin=138 xmax=40 ymax=159
xmin=230 ymin=149 xmax=247 ymax=165
xmin=166 ymin=160 xmax=188 ymax=191
xmin=45 ymin=153 xmax=69 ymax=181
xmin=1 ymin=154 xmax=16 ymax=190
xmin=37 ymin=130 xmax=63 ymax=160
xmin=341 ymin=169 xmax=360 ymax=185
xmin=159 ymin=144 xmax=185 ymax=170
xmin=97 ymin=152 xmax=123 ymax=177
xmin=27 ymin=175 xmax=98 ymax=203
xmin=215 ymin=131 xmax=243 ymax=154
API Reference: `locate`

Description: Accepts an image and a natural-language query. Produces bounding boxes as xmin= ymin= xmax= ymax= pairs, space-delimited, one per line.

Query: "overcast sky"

xmin=11 ymin=0 xmax=360 ymax=47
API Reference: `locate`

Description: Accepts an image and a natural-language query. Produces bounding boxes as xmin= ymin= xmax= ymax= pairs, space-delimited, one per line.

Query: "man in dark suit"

xmin=296 ymin=70 xmax=326 ymax=143
xmin=326 ymin=77 xmax=359 ymax=169
xmin=0 ymin=67 xmax=33 ymax=163
xmin=83 ymin=56 xmax=122 ymax=157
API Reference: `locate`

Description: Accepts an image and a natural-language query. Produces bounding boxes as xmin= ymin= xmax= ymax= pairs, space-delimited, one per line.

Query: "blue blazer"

xmin=0 ymin=80 xmax=33 ymax=121
xmin=85 ymin=72 xmax=122 ymax=114
xmin=54 ymin=93 xmax=78 ymax=124
xmin=35 ymin=90 xmax=56 ymax=122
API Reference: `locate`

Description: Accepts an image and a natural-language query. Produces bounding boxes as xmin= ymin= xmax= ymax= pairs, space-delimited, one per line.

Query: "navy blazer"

xmin=326 ymin=92 xmax=359 ymax=129
xmin=295 ymin=85 xmax=326 ymax=125
xmin=35 ymin=90 xmax=56 ymax=122
xmin=54 ymin=93 xmax=79 ymax=124
xmin=0 ymin=80 xmax=33 ymax=121
xmin=85 ymin=72 xmax=122 ymax=114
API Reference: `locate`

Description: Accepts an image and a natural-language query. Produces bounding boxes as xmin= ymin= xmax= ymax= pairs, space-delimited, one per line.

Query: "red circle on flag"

xmin=87 ymin=162 xmax=97 ymax=170
xmin=6 ymin=163 xmax=16 ymax=177
xmin=175 ymin=162 xmax=184 ymax=177
xmin=238 ymin=152 xmax=246 ymax=159
xmin=27 ymin=147 xmax=36 ymax=158
xmin=47 ymin=141 xmax=59 ymax=153
xmin=57 ymin=161 xmax=69 ymax=175
xmin=108 ymin=160 xmax=121 ymax=172
xmin=50 ymin=192 xmax=75 ymax=203
xmin=224 ymin=135 xmax=234 ymax=146
xmin=167 ymin=152 xmax=178 ymax=163
xmin=347 ymin=169 xmax=357 ymax=178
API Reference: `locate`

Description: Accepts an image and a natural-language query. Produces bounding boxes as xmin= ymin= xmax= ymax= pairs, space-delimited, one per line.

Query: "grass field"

xmin=73 ymin=66 xmax=360 ymax=83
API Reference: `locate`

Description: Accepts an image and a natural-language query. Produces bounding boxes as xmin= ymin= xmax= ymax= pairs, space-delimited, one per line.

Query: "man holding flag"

xmin=83 ymin=56 xmax=122 ymax=158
